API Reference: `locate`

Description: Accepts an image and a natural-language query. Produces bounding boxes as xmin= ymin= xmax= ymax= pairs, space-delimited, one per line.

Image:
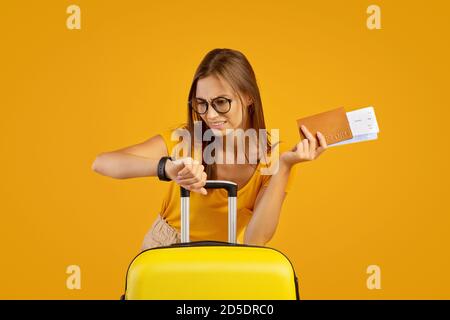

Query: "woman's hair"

xmin=183 ymin=48 xmax=274 ymax=180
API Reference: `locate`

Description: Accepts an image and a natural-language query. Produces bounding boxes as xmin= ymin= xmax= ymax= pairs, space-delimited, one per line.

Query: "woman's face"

xmin=195 ymin=74 xmax=251 ymax=136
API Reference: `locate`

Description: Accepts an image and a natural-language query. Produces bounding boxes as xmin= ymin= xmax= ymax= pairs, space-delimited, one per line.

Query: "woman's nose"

xmin=205 ymin=105 xmax=220 ymax=118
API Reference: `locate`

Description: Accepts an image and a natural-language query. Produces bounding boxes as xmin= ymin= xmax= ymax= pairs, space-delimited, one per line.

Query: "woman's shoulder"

xmin=257 ymin=139 xmax=297 ymax=192
xmin=258 ymin=139 xmax=291 ymax=165
xmin=160 ymin=123 xmax=188 ymax=137
xmin=159 ymin=123 xmax=189 ymax=157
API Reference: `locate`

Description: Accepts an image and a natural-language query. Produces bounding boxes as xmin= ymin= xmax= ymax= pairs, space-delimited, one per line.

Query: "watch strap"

xmin=157 ymin=156 xmax=173 ymax=181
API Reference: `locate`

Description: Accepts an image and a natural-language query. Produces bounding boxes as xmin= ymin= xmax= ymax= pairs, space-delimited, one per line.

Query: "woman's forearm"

xmin=91 ymin=152 xmax=160 ymax=179
xmin=243 ymin=162 xmax=292 ymax=245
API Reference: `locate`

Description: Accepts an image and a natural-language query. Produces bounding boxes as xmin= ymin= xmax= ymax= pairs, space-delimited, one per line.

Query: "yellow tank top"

xmin=158 ymin=125 xmax=297 ymax=243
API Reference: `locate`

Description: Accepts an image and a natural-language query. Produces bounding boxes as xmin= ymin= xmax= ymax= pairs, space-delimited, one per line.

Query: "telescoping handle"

xmin=180 ymin=180 xmax=237 ymax=244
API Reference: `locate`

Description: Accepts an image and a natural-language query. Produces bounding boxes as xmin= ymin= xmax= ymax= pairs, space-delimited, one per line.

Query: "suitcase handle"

xmin=180 ymin=180 xmax=238 ymax=244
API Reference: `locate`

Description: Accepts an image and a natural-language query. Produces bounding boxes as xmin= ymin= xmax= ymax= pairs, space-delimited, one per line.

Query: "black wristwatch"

xmin=157 ymin=156 xmax=173 ymax=181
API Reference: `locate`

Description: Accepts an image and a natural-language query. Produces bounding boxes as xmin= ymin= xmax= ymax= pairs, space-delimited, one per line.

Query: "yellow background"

xmin=1 ymin=0 xmax=449 ymax=299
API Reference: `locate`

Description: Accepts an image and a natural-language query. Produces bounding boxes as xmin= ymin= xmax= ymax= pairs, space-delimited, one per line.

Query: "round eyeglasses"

xmin=188 ymin=96 xmax=232 ymax=115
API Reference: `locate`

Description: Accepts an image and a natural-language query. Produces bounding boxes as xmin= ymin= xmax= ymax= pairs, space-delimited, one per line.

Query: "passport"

xmin=329 ymin=106 xmax=379 ymax=147
xmin=296 ymin=107 xmax=353 ymax=145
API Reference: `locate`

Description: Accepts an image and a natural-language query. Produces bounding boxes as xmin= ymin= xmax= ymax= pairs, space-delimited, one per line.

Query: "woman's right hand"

xmin=165 ymin=157 xmax=208 ymax=195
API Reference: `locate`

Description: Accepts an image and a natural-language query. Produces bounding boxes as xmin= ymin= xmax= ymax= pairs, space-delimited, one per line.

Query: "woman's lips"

xmin=209 ymin=121 xmax=227 ymax=129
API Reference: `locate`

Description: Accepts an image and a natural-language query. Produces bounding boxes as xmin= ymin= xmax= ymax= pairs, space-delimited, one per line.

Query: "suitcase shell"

xmin=122 ymin=180 xmax=300 ymax=300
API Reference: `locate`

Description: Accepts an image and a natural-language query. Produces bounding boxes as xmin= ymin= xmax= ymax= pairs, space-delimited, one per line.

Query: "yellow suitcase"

xmin=122 ymin=181 xmax=300 ymax=300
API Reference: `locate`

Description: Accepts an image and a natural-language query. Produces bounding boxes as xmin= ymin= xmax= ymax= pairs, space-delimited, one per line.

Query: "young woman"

xmin=92 ymin=48 xmax=327 ymax=251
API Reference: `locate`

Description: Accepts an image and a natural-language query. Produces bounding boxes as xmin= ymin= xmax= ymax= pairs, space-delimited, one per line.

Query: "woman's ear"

xmin=246 ymin=96 xmax=253 ymax=107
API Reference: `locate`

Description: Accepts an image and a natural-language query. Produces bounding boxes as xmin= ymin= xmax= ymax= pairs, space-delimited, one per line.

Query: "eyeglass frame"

xmin=188 ymin=96 xmax=233 ymax=115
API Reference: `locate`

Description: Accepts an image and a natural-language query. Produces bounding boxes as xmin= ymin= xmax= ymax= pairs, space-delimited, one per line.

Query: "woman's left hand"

xmin=280 ymin=125 xmax=328 ymax=168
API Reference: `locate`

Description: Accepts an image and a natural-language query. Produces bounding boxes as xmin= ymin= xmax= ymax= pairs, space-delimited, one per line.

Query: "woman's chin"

xmin=208 ymin=127 xmax=226 ymax=136
xmin=206 ymin=124 xmax=238 ymax=137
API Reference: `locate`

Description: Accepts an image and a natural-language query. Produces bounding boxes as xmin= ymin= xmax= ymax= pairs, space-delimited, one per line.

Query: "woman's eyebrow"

xmin=195 ymin=94 xmax=231 ymax=100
